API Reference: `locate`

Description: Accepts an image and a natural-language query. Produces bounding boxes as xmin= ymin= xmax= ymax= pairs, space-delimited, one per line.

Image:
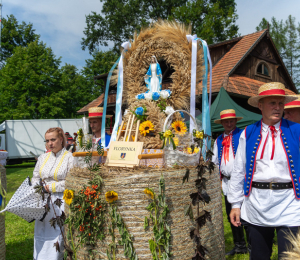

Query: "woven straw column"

xmin=66 ymin=166 xmax=225 ymax=259
xmin=0 ymin=165 xmax=6 ymax=260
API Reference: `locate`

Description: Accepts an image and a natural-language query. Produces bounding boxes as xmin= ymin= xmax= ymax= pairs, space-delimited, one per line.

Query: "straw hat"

xmin=214 ymin=109 xmax=243 ymax=124
xmin=88 ymin=107 xmax=113 ymax=118
xmin=248 ymin=82 xmax=297 ymax=107
xmin=284 ymin=95 xmax=300 ymax=109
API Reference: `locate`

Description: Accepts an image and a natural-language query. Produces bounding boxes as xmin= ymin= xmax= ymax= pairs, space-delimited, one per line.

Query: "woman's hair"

xmin=45 ymin=127 xmax=67 ymax=148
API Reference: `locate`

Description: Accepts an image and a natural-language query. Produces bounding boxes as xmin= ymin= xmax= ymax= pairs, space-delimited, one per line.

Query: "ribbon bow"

xmin=260 ymin=126 xmax=277 ymax=160
xmin=222 ymin=135 xmax=231 ymax=165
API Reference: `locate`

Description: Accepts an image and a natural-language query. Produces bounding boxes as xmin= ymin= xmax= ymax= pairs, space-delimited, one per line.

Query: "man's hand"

xmin=230 ymin=208 xmax=241 ymax=227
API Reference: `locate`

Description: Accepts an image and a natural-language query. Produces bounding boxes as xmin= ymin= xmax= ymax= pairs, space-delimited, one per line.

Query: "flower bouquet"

xmin=161 ymin=110 xmax=201 ymax=167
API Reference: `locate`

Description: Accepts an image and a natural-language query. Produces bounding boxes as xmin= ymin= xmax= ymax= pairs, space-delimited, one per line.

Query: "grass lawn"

xmin=3 ymin=163 xmax=279 ymax=259
xmin=5 ymin=162 xmax=35 ymax=260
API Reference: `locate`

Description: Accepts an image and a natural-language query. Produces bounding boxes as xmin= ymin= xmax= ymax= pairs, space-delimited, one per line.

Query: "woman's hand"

xmin=45 ymin=185 xmax=50 ymax=193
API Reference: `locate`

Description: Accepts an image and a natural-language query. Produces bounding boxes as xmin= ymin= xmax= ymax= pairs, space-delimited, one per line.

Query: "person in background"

xmin=66 ymin=137 xmax=75 ymax=153
xmin=212 ymin=109 xmax=248 ymax=256
xmin=228 ymin=82 xmax=299 ymax=260
xmin=64 ymin=132 xmax=70 ymax=140
xmin=88 ymin=107 xmax=112 ymax=147
xmin=284 ymin=94 xmax=300 ymax=124
xmin=32 ymin=127 xmax=74 ymax=260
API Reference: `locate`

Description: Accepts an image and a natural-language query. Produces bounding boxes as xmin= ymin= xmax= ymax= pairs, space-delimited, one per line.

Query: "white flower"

xmin=144 ymin=92 xmax=152 ymax=100
xmin=160 ymin=90 xmax=170 ymax=99
xmin=164 ymin=106 xmax=175 ymax=115
xmin=123 ymin=109 xmax=130 ymax=116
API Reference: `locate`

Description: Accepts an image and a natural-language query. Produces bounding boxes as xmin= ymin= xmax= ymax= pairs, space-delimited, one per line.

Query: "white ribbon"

xmin=186 ymin=34 xmax=198 ymax=133
xmin=108 ymin=41 xmax=130 ymax=147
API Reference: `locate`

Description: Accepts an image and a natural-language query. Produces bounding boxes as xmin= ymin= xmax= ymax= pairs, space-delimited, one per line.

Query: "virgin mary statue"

xmin=144 ymin=56 xmax=162 ymax=93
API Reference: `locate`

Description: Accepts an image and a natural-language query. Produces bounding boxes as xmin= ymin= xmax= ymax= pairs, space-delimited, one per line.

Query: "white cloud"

xmin=2 ymin=0 xmax=112 ymax=70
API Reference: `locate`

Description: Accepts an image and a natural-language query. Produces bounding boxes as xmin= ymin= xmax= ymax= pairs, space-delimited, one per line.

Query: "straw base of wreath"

xmin=65 ymin=166 xmax=225 ymax=259
xmin=0 ymin=165 xmax=6 ymax=260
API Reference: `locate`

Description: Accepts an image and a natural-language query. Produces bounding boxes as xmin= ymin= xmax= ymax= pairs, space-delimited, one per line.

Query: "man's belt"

xmin=221 ymin=174 xmax=230 ymax=180
xmin=252 ymin=181 xmax=293 ymax=190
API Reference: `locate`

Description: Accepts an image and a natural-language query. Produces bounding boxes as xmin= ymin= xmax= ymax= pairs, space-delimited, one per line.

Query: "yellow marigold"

xmin=105 ymin=191 xmax=118 ymax=203
xmin=173 ymin=137 xmax=179 ymax=146
xmin=63 ymin=189 xmax=74 ymax=205
xmin=143 ymin=188 xmax=154 ymax=199
xmin=171 ymin=121 xmax=187 ymax=135
xmin=187 ymin=147 xmax=200 ymax=154
xmin=195 ymin=131 xmax=204 ymax=139
xmin=139 ymin=121 xmax=154 ymax=136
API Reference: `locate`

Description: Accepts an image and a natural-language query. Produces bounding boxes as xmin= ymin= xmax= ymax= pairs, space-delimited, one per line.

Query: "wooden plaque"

xmin=106 ymin=141 xmax=144 ymax=167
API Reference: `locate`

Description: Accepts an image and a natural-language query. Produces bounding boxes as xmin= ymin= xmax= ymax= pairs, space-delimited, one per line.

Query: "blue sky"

xmin=1 ymin=0 xmax=300 ymax=72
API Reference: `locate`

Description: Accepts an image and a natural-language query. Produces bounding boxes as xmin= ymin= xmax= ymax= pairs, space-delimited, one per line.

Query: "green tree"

xmin=282 ymin=15 xmax=300 ymax=88
xmin=256 ymin=17 xmax=287 ymax=55
xmin=81 ymin=50 xmax=119 ymax=93
xmin=0 ymin=14 xmax=39 ymax=63
xmin=81 ymin=0 xmax=239 ymax=53
xmin=256 ymin=15 xmax=300 ymax=89
xmin=0 ymin=41 xmax=63 ymax=121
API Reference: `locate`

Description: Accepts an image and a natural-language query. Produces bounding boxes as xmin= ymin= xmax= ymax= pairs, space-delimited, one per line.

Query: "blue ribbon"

xmin=101 ymin=56 xmax=121 ymax=148
xmin=199 ymin=40 xmax=212 ymax=159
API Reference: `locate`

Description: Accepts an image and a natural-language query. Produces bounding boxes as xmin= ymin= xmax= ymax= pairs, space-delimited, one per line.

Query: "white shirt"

xmin=32 ymin=148 xmax=74 ymax=193
xmin=228 ymin=120 xmax=300 ymax=226
xmin=212 ymin=130 xmax=235 ymax=196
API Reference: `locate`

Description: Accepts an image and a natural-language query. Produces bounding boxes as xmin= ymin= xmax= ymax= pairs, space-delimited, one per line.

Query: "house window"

xmin=257 ymin=62 xmax=269 ymax=76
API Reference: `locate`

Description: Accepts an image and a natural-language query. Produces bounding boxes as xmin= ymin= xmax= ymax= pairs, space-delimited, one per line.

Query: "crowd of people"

xmin=213 ymin=82 xmax=300 ymax=260
xmin=31 ymin=82 xmax=300 ymax=259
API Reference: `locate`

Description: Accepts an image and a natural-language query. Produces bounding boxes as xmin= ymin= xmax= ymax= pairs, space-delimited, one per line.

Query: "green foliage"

xmin=81 ymin=50 xmax=119 ymax=94
xmin=81 ymin=0 xmax=239 ymax=53
xmin=144 ymin=174 xmax=171 ymax=259
xmin=171 ymin=0 xmax=239 ymax=44
xmin=107 ymin=203 xmax=137 ymax=260
xmin=67 ymin=176 xmax=106 ymax=248
xmin=0 ymin=14 xmax=39 ymax=64
xmin=256 ymin=15 xmax=300 ymax=89
xmin=157 ymin=99 xmax=167 ymax=113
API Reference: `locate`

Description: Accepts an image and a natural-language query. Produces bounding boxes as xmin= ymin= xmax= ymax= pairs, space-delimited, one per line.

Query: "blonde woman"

xmin=32 ymin=127 xmax=74 ymax=260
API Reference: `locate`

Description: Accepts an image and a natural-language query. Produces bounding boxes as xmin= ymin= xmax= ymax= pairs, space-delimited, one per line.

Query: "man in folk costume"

xmin=228 ymin=82 xmax=299 ymax=260
xmin=212 ymin=109 xmax=248 ymax=255
xmin=284 ymin=95 xmax=300 ymax=124
xmin=88 ymin=107 xmax=112 ymax=147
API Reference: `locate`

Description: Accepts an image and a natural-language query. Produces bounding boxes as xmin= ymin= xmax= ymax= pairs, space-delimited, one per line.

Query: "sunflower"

xmin=171 ymin=121 xmax=187 ymax=135
xmin=143 ymin=188 xmax=154 ymax=199
xmin=105 ymin=191 xmax=118 ymax=203
xmin=63 ymin=189 xmax=74 ymax=205
xmin=139 ymin=121 xmax=154 ymax=136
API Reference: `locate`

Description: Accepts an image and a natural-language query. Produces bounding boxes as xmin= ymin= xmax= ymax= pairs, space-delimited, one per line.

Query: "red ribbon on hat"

xmin=89 ymin=112 xmax=103 ymax=117
xmin=220 ymin=113 xmax=236 ymax=119
xmin=222 ymin=135 xmax=231 ymax=164
xmin=285 ymin=101 xmax=300 ymax=107
xmin=259 ymin=89 xmax=285 ymax=96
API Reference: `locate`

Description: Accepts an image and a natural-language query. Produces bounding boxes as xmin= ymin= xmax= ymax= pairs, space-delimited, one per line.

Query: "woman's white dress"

xmin=32 ymin=148 xmax=74 ymax=260
xmin=150 ymin=63 xmax=160 ymax=93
